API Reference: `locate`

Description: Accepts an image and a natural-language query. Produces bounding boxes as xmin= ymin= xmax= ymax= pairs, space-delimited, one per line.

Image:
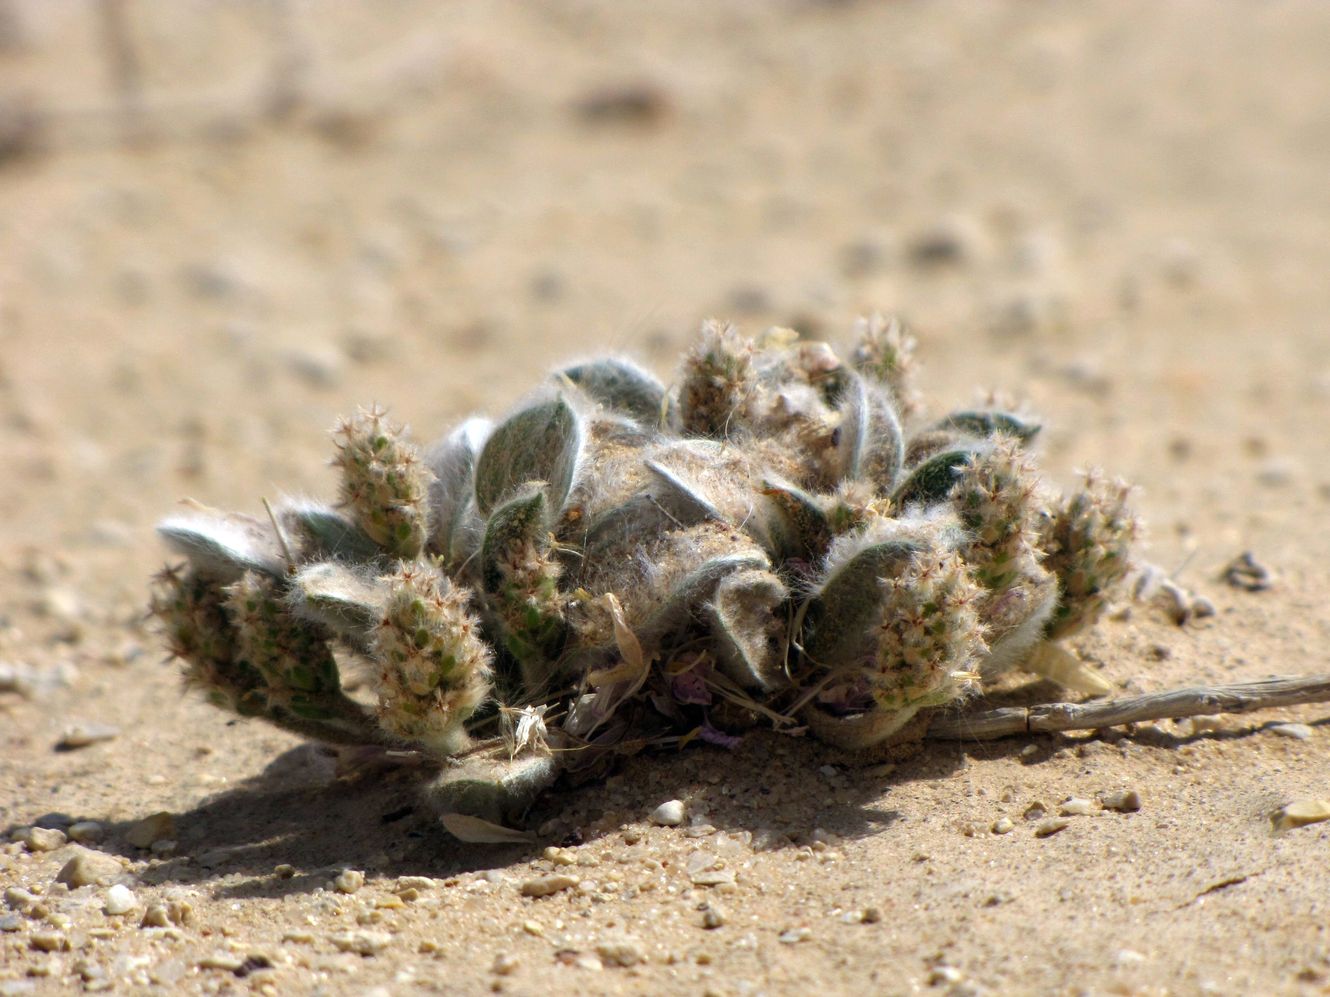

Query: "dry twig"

xmin=926 ymin=674 xmax=1330 ymax=741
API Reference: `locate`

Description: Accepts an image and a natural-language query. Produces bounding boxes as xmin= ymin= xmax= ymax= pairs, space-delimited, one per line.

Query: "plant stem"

xmin=925 ymin=674 xmax=1330 ymax=741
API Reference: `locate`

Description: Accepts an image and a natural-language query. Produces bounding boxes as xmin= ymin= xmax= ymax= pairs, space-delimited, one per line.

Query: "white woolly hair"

xmin=814 ymin=506 xmax=963 ymax=598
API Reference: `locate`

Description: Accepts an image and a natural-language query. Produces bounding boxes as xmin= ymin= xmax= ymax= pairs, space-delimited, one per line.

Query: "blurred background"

xmin=2 ymin=0 xmax=1329 ymax=658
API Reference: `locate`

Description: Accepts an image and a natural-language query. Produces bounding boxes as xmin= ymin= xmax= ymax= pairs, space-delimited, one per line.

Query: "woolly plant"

xmin=151 ymin=315 xmax=1142 ymax=827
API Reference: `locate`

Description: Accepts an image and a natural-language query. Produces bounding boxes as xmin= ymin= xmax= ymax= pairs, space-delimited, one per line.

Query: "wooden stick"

xmin=925 ymin=674 xmax=1330 ymax=741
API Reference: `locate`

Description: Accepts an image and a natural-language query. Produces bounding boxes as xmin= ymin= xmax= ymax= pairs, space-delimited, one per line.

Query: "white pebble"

xmin=332 ymin=869 xmax=364 ymax=894
xmin=103 ymin=884 xmax=136 ymax=916
xmin=1059 ymin=797 xmax=1096 ymax=816
xmin=1270 ymin=723 xmax=1312 ymax=741
xmin=649 ymin=800 xmax=685 ymax=827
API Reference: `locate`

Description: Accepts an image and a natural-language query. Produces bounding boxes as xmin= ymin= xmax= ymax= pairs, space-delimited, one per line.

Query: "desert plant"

xmin=154 ymin=314 xmax=1281 ymax=829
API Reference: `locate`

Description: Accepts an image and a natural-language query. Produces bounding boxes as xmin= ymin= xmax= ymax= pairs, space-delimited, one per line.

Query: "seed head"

xmin=332 ymin=405 xmax=432 ymax=558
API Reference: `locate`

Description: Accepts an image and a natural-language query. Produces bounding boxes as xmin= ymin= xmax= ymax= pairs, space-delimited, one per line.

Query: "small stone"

xmin=273 ymin=864 xmax=295 ymax=879
xmin=394 ymin=876 xmax=435 ymax=892
xmin=1222 ymin=551 xmax=1275 ymax=592
xmin=649 ymin=800 xmax=685 ymax=827
xmin=103 ymin=884 xmax=136 ymax=916
xmin=860 ymin=907 xmax=882 ymax=924
xmin=4 ymin=887 xmax=35 ymax=910
xmin=1059 ymin=798 xmax=1096 ymax=816
xmin=701 ymin=905 xmax=728 ymax=929
xmin=16 ymin=826 xmax=66 ymax=852
xmin=149 ymin=840 xmax=177 ymax=857
xmin=67 ymin=821 xmax=105 ymax=844
xmin=1035 ymin=818 xmax=1070 ymax=838
xmin=690 ymin=869 xmax=737 ymax=888
xmin=928 ymin=966 xmax=965 ymax=986
xmin=991 ymin=817 xmax=1015 ymax=835
xmin=329 ymin=930 xmax=392 ymax=956
xmin=1101 ymin=789 xmax=1143 ymax=813
xmin=56 ymin=846 xmax=124 ymax=887
xmin=332 ymin=869 xmax=364 ymax=894
xmin=543 ymin=846 xmax=577 ymax=866
xmin=30 ymin=931 xmax=68 ymax=952
xmin=520 ymin=874 xmax=579 ymax=898
xmin=198 ymin=953 xmax=245 ymax=972
xmin=0 ymin=913 xmax=22 ymax=932
xmin=125 ymin=812 xmax=174 ymax=849
xmin=492 ymin=953 xmax=519 ymax=976
xmin=595 ymin=935 xmax=646 ymax=968
xmin=1019 ymin=744 xmax=1039 ymax=759
xmin=1022 ymin=802 xmax=1047 ymax=821
xmin=140 ymin=905 xmax=170 ymax=928
xmin=1269 ymin=723 xmax=1312 ymax=741
xmin=56 ymin=723 xmax=120 ymax=750
xmin=778 ymin=927 xmax=811 ymax=945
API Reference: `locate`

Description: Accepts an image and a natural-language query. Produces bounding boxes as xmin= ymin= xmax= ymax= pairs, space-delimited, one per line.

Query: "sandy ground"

xmin=2 ymin=2 xmax=1330 ymax=994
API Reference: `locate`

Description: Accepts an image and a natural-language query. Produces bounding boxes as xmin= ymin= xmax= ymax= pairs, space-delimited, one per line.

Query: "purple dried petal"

xmin=670 ymin=667 xmax=713 ymax=706
xmin=699 ymin=722 xmax=742 ymax=750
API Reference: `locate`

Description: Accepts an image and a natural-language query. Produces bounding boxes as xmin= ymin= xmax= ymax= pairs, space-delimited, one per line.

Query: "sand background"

xmin=2 ymin=2 xmax=1329 ymax=993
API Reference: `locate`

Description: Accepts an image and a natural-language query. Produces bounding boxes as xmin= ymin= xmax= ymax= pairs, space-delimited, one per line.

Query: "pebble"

xmin=139 ymin=902 xmax=190 ymax=928
xmin=1270 ymin=723 xmax=1313 ymax=741
xmin=1034 ymin=818 xmax=1070 ymax=838
xmin=67 ymin=821 xmax=105 ymax=844
xmin=1101 ymin=789 xmax=1143 ymax=813
xmin=15 ymin=826 xmax=66 ymax=852
xmin=197 ymin=953 xmax=245 ymax=972
xmin=103 ymin=884 xmax=136 ymax=916
xmin=394 ymin=876 xmax=435 ymax=892
xmin=332 ymin=869 xmax=365 ymax=894
xmin=991 ymin=817 xmax=1015 ymax=835
xmin=492 ymin=953 xmax=519 ymax=976
xmin=520 ymin=874 xmax=579 ymax=898
xmin=649 ymin=800 xmax=686 ymax=827
xmin=1059 ymin=798 xmax=1096 ymax=816
xmin=329 ymin=930 xmax=391 ymax=956
xmin=702 ymin=905 xmax=728 ymax=929
xmin=125 ymin=812 xmax=174 ymax=849
xmin=30 ymin=931 xmax=68 ymax=952
xmin=4 ymin=887 xmax=35 ymax=910
xmin=56 ymin=846 xmax=124 ymax=887
xmin=778 ymin=927 xmax=811 ymax=945
xmin=595 ymin=936 xmax=646 ymax=968
xmin=56 ymin=723 xmax=120 ymax=750
xmin=0 ymin=913 xmax=22 ymax=932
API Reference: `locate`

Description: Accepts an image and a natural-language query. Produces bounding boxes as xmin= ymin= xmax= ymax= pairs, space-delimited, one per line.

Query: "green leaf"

xmin=802 ymin=538 xmax=923 ymax=667
xmin=559 ymin=357 xmax=665 ymax=426
xmin=892 ymin=445 xmax=987 ymax=507
xmin=933 ymin=410 xmax=1041 ymax=443
xmin=286 ymin=562 xmax=386 ymax=652
xmin=474 ymin=396 xmax=583 ymax=516
xmin=279 ymin=502 xmax=382 ymax=563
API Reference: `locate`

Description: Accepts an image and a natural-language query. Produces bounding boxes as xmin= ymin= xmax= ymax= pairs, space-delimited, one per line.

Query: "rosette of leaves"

xmin=151 ymin=314 xmax=1140 ymax=827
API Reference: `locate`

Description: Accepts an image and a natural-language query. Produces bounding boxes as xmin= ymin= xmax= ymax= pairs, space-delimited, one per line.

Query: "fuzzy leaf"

xmin=837 ymin=372 xmax=905 ymax=488
xmin=709 ymin=569 xmax=789 ymax=693
xmin=425 ymin=417 xmax=491 ymax=562
xmin=424 ymin=750 xmax=559 ymax=825
xmin=157 ymin=509 xmax=288 ymax=581
xmin=480 ymin=486 xmax=550 ymax=596
xmin=559 ymin=357 xmax=665 ymax=426
xmin=646 ymin=459 xmax=725 ymax=525
xmin=474 ymin=396 xmax=582 ymax=516
xmin=803 ymin=538 xmax=924 ymax=668
xmin=759 ymin=479 xmax=831 ymax=562
xmin=287 ymin=562 xmax=386 ymax=650
xmin=934 ymin=410 xmax=1041 ymax=443
xmin=279 ymin=502 xmax=382 ymax=563
xmin=892 ymin=445 xmax=987 ymax=507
